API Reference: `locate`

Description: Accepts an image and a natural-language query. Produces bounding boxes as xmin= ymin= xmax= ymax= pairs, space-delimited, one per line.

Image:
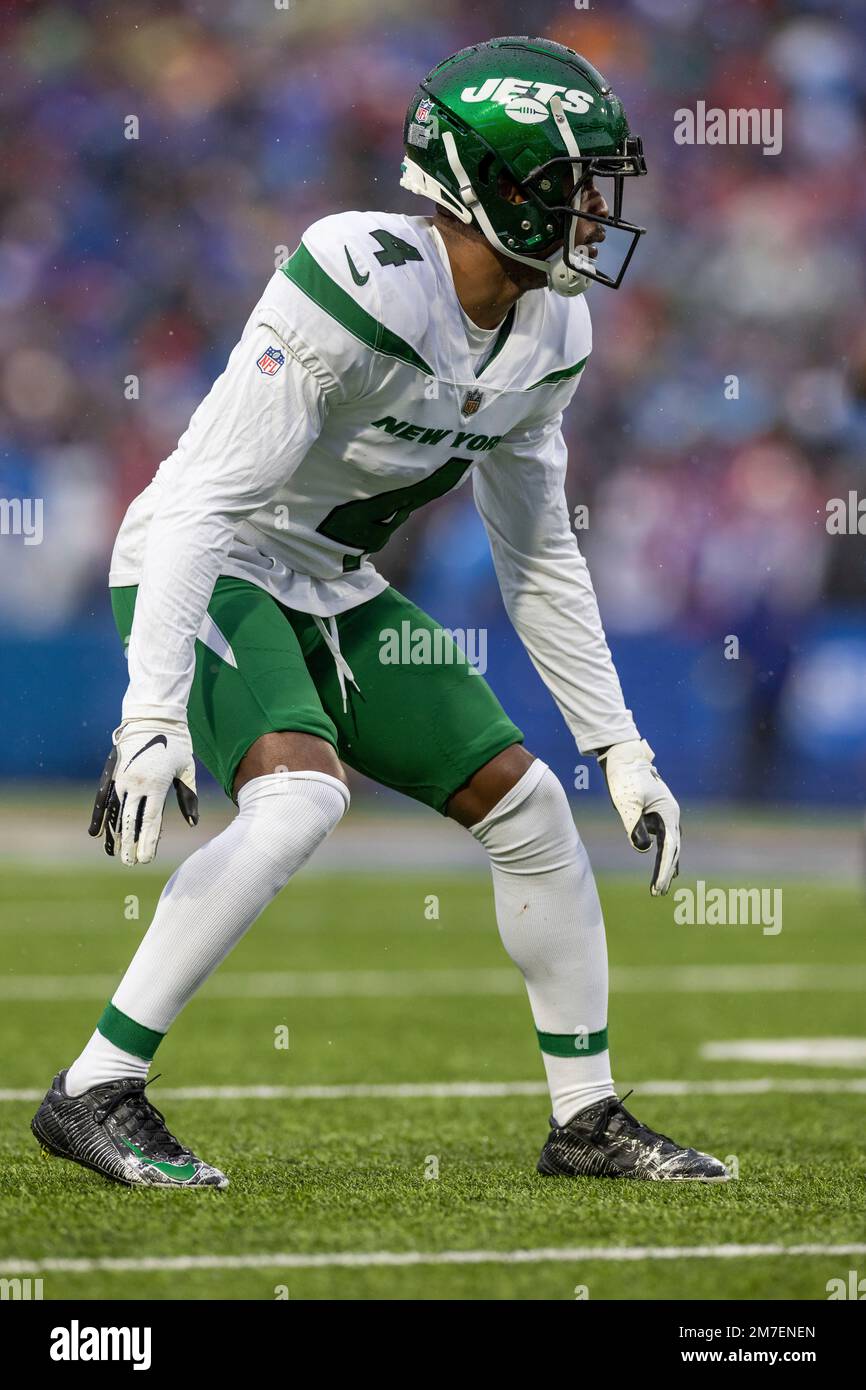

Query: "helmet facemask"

xmin=519 ymin=130 xmax=648 ymax=290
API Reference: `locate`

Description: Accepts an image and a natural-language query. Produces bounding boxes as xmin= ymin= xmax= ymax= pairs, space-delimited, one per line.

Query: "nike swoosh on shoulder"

xmin=344 ymin=246 xmax=370 ymax=286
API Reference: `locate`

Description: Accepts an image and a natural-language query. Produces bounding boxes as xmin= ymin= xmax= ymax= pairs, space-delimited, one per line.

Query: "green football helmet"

xmin=401 ymin=35 xmax=647 ymax=294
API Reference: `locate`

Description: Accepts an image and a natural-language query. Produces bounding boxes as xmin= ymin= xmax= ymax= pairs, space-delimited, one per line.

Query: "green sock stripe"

xmin=537 ymin=1026 xmax=609 ymax=1058
xmin=97 ymin=1002 xmax=164 ymax=1061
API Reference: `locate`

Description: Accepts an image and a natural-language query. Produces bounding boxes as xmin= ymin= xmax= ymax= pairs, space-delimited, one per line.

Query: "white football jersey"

xmin=112 ymin=211 xmax=591 ymax=608
xmin=114 ymin=210 xmax=638 ymax=752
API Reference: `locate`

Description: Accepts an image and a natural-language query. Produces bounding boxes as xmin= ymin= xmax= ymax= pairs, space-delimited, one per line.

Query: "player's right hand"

xmin=88 ymin=719 xmax=199 ymax=866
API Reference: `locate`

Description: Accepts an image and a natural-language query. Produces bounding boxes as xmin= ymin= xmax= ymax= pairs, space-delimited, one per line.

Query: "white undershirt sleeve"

xmin=473 ymin=412 xmax=639 ymax=753
xmin=122 ymin=322 xmax=329 ymax=723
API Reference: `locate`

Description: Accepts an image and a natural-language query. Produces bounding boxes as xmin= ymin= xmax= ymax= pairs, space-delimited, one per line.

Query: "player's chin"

xmin=500 ymin=256 xmax=549 ymax=293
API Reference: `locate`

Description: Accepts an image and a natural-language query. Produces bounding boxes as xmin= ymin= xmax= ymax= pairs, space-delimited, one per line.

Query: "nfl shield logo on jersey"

xmin=461 ymin=389 xmax=483 ymax=417
xmin=257 ymin=346 xmax=285 ymax=376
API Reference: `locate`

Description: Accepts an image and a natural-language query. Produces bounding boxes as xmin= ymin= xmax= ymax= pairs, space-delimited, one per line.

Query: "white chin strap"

xmin=432 ymin=95 xmax=592 ymax=298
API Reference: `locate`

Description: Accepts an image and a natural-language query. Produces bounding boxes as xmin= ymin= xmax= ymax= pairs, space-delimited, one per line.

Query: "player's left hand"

xmin=598 ymin=738 xmax=680 ymax=896
xmin=88 ymin=719 xmax=199 ymax=866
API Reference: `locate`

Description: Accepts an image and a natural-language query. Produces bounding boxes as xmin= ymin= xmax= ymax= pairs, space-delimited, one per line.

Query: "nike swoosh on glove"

xmin=598 ymin=739 xmax=680 ymax=896
xmin=88 ymin=720 xmax=198 ymax=866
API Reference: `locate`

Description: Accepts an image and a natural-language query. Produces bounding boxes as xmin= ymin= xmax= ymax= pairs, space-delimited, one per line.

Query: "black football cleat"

xmin=537 ymin=1094 xmax=728 ymax=1181
xmin=31 ymin=1070 xmax=228 ymax=1189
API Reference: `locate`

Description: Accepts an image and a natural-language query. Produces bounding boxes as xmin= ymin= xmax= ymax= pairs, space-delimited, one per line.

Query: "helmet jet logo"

xmin=460 ymin=77 xmax=595 ymax=116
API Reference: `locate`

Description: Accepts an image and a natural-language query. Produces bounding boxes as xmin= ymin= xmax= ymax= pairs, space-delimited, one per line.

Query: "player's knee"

xmin=471 ymin=761 xmax=580 ymax=875
xmin=287 ymin=771 xmax=351 ymax=839
xmin=233 ymin=731 xmax=346 ymax=800
xmin=237 ymin=770 xmax=349 ymax=880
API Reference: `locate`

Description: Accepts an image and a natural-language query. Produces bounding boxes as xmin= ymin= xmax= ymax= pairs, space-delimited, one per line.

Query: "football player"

xmin=32 ymin=37 xmax=726 ymax=1187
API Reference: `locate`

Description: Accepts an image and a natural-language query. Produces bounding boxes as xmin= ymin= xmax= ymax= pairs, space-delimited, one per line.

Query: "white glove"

xmin=89 ymin=719 xmax=198 ymax=866
xmin=598 ymin=738 xmax=680 ymax=896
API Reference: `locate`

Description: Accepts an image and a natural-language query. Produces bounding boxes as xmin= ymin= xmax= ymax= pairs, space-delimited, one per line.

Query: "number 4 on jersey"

xmin=370 ymin=230 xmax=423 ymax=269
xmin=317 ymin=454 xmax=472 ymax=571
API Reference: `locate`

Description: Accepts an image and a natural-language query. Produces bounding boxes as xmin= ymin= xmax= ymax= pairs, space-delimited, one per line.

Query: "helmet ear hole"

xmin=477 ymin=152 xmax=495 ymax=185
xmin=496 ymin=170 xmax=528 ymax=207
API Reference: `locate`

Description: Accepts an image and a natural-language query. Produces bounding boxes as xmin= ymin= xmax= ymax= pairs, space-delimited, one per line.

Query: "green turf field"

xmin=1 ymin=866 xmax=864 ymax=1300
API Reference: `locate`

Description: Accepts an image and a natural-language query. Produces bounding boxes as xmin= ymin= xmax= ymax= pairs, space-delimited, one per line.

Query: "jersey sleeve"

xmin=473 ymin=405 xmax=639 ymax=754
xmin=122 ymin=320 xmax=328 ymax=724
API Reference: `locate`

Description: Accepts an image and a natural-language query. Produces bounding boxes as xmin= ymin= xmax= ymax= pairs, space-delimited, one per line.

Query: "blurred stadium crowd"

xmin=1 ymin=0 xmax=865 ymax=800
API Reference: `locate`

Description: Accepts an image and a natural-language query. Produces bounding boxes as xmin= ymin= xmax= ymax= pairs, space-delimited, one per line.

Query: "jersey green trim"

xmin=536 ymin=1025 xmax=608 ymax=1058
xmin=527 ymin=355 xmax=589 ymax=390
xmin=283 ymin=242 xmax=433 ymax=376
xmin=476 ymin=304 xmax=516 ymax=380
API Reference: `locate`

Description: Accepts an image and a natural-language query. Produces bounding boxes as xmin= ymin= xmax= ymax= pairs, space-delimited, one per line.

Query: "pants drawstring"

xmin=313 ymin=614 xmax=360 ymax=714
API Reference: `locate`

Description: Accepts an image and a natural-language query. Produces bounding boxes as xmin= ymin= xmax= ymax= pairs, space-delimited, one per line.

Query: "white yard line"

xmin=2 ymin=1243 xmax=865 ymax=1275
xmin=4 ymin=1077 xmax=866 ymax=1103
xmin=703 ymin=1039 xmax=866 ymax=1067
xmin=0 ymin=969 xmax=517 ymax=1001
xmin=1 ymin=963 xmax=864 ymax=1001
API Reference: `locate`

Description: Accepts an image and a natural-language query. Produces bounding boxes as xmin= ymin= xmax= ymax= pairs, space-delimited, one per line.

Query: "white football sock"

xmin=471 ymin=760 xmax=615 ymax=1125
xmin=65 ymin=771 xmax=348 ymax=1096
xmin=64 ymin=1029 xmax=149 ymax=1094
